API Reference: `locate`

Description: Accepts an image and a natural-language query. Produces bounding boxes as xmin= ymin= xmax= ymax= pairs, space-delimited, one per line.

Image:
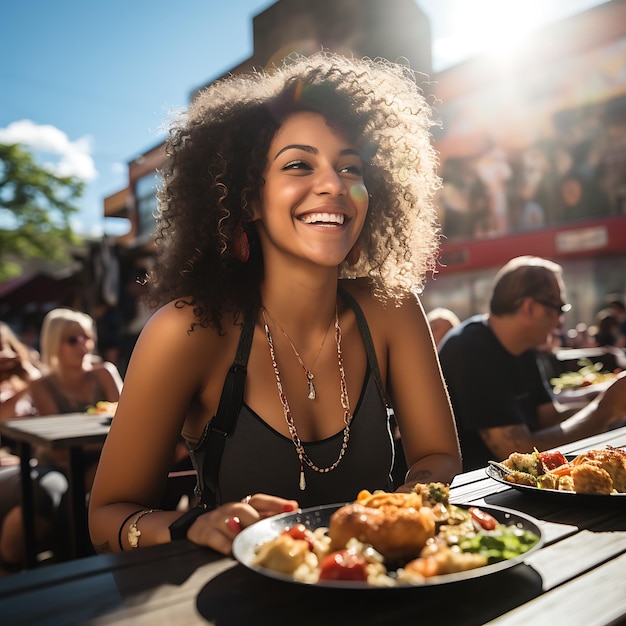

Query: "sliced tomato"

xmin=538 ymin=451 xmax=568 ymax=471
xmin=469 ymin=506 xmax=497 ymax=531
xmin=282 ymin=524 xmax=314 ymax=550
xmin=318 ymin=550 xmax=369 ymax=581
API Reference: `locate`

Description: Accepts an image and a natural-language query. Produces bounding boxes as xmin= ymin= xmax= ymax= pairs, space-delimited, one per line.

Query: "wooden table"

xmin=0 ymin=426 xmax=624 ymax=625
xmin=0 ymin=413 xmax=111 ymax=567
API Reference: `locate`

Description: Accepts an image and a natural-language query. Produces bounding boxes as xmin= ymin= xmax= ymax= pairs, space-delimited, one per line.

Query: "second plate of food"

xmin=485 ymin=447 xmax=626 ymax=504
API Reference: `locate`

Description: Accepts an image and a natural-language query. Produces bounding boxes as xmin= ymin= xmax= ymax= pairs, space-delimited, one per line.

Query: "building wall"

xmin=432 ymin=7 xmax=626 ymax=241
xmin=420 ymin=0 xmax=626 ymax=326
xmin=251 ymin=0 xmax=431 ymax=73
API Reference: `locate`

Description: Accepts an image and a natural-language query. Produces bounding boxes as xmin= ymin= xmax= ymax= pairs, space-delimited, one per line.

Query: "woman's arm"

xmin=363 ymin=291 xmax=462 ymax=489
xmin=89 ymin=303 xmax=207 ymax=552
xmin=95 ymin=360 xmax=124 ymax=399
xmin=0 ymin=378 xmax=32 ymax=420
xmin=87 ymin=302 xmax=297 ymax=555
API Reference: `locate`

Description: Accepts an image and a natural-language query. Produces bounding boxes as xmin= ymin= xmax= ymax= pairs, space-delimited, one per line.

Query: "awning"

xmin=0 ymin=270 xmax=80 ymax=312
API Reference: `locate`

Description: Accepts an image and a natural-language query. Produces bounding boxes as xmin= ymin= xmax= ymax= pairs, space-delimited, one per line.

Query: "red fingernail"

xmin=225 ymin=516 xmax=242 ymax=532
xmin=283 ymin=504 xmax=296 ymax=512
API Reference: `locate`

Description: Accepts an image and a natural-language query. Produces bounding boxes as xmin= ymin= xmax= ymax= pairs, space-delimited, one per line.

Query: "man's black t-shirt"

xmin=438 ymin=314 xmax=551 ymax=471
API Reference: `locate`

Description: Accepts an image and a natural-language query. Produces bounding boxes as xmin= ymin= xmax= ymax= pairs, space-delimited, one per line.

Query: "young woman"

xmin=89 ymin=52 xmax=461 ymax=557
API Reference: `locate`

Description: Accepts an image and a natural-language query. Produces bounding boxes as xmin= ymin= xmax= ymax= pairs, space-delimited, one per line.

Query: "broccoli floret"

xmin=410 ymin=482 xmax=450 ymax=506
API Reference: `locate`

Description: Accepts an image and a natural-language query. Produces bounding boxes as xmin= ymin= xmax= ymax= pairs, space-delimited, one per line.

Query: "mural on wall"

xmin=434 ymin=36 xmax=626 ymax=241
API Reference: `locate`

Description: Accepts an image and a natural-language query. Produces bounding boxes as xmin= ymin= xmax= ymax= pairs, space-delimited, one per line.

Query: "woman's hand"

xmin=0 ymin=352 xmax=23 ymax=383
xmin=185 ymin=494 xmax=299 ymax=555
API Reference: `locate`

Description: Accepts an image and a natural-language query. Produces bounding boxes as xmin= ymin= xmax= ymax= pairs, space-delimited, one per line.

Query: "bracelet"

xmin=118 ymin=509 xmax=144 ymax=551
xmin=127 ymin=509 xmax=160 ymax=549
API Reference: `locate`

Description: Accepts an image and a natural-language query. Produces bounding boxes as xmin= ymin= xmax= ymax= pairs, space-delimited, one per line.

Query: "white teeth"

xmin=300 ymin=213 xmax=345 ymax=225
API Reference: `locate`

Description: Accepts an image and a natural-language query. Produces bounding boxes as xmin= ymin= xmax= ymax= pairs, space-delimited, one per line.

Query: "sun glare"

xmin=434 ymin=0 xmax=549 ymax=68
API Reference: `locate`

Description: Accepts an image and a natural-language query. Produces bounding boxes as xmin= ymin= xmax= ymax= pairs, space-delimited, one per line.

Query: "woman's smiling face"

xmin=253 ymin=111 xmax=369 ymax=268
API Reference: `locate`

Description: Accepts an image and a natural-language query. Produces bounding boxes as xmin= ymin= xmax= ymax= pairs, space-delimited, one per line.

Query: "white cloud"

xmin=111 ymin=161 xmax=126 ymax=176
xmin=0 ymin=119 xmax=97 ymax=182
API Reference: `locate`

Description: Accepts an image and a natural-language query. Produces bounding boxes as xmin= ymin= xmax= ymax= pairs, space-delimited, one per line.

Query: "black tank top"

xmin=189 ymin=291 xmax=396 ymax=508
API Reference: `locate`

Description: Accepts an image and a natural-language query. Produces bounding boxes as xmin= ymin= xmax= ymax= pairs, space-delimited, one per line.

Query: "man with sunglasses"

xmin=438 ymin=255 xmax=626 ymax=471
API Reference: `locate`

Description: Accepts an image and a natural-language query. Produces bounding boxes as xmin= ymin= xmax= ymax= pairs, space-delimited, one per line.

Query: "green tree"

xmin=0 ymin=143 xmax=85 ymax=282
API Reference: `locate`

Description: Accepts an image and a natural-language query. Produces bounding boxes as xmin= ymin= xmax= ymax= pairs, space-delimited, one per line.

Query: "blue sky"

xmin=0 ymin=0 xmax=608 ymax=238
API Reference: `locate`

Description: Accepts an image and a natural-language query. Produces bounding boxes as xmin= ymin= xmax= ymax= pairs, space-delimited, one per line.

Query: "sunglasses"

xmin=533 ymin=298 xmax=572 ymax=314
xmin=64 ymin=335 xmax=93 ymax=346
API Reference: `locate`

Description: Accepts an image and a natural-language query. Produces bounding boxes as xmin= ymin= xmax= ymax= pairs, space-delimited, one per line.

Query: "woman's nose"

xmin=315 ymin=167 xmax=346 ymax=195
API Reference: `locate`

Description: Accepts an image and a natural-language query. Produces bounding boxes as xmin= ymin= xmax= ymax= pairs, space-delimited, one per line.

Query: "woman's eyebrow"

xmin=273 ymin=145 xmax=361 ymax=160
xmin=274 ymin=144 xmax=316 ymax=159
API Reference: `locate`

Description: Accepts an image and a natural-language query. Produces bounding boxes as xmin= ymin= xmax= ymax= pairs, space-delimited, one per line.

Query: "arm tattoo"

xmin=405 ymin=468 xmax=433 ymax=483
xmin=93 ymin=540 xmax=113 ymax=554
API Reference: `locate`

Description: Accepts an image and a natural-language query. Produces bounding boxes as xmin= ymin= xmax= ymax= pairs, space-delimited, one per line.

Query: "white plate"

xmin=485 ymin=453 xmax=625 ymax=503
xmin=232 ymin=502 xmax=544 ymax=588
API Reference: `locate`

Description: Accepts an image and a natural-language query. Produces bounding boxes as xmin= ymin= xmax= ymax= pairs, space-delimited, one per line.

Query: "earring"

xmin=346 ymin=243 xmax=360 ymax=267
xmin=233 ymin=226 xmax=250 ymax=263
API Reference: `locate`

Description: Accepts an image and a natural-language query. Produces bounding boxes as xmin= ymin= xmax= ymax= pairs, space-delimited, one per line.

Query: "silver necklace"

xmin=261 ymin=308 xmax=333 ymax=400
xmin=262 ymin=306 xmax=353 ymax=490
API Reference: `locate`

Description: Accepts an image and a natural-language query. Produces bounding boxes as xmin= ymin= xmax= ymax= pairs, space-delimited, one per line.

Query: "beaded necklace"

xmin=261 ymin=306 xmax=353 ymax=490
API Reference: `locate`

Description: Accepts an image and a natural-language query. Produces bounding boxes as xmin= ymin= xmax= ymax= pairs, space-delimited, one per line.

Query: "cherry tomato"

xmin=282 ymin=524 xmax=314 ymax=550
xmin=469 ymin=506 xmax=497 ymax=531
xmin=538 ymin=451 xmax=568 ymax=471
xmin=319 ymin=550 xmax=369 ymax=581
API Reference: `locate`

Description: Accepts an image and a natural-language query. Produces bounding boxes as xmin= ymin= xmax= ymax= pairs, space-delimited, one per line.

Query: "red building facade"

xmin=419 ymin=0 xmax=626 ymax=326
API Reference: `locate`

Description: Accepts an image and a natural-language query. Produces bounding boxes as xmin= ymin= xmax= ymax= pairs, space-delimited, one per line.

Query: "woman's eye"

xmin=280 ymin=160 xmax=363 ymax=177
xmin=282 ymin=160 xmax=311 ymax=171
xmin=340 ymin=164 xmax=363 ymax=176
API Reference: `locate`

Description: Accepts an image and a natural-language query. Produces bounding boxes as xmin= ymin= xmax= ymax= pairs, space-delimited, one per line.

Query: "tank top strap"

xmin=338 ymin=287 xmax=390 ymax=409
xmin=197 ymin=306 xmax=257 ymax=508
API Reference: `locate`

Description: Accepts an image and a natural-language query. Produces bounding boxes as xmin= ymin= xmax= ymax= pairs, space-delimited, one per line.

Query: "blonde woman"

xmin=29 ymin=308 xmax=122 ymax=415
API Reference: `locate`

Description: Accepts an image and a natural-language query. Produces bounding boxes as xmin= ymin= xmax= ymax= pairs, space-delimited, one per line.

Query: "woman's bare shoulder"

xmin=132 ymin=299 xmax=241 ymax=368
xmin=139 ymin=299 xmax=217 ymax=343
xmin=340 ymin=279 xmax=422 ymax=320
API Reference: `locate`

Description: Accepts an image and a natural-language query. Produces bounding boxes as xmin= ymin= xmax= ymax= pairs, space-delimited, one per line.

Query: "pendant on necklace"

xmin=299 ymin=466 xmax=307 ymax=490
xmin=306 ymin=372 xmax=316 ymax=401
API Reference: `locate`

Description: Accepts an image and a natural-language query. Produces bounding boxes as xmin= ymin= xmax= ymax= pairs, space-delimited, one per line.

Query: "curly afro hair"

xmin=146 ymin=51 xmax=442 ymax=332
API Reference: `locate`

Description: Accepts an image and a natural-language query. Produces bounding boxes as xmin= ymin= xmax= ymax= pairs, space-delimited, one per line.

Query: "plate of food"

xmin=232 ymin=483 xmax=543 ymax=588
xmin=86 ymin=401 xmax=118 ymax=417
xmin=86 ymin=401 xmax=118 ymax=424
xmin=550 ymin=360 xmax=617 ymax=395
xmin=486 ymin=446 xmax=626 ymax=501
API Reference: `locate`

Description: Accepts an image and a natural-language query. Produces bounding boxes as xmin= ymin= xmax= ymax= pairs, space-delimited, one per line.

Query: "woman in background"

xmin=0 ymin=321 xmax=43 ymax=423
xmin=427 ymin=308 xmax=462 ymax=349
xmin=28 ymin=308 xmax=122 ymax=415
xmin=0 ymin=308 xmax=122 ymax=572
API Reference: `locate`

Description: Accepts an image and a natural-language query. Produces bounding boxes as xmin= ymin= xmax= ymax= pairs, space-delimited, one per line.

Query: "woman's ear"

xmin=246 ymin=189 xmax=261 ymax=222
xmin=250 ymin=198 xmax=262 ymax=221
